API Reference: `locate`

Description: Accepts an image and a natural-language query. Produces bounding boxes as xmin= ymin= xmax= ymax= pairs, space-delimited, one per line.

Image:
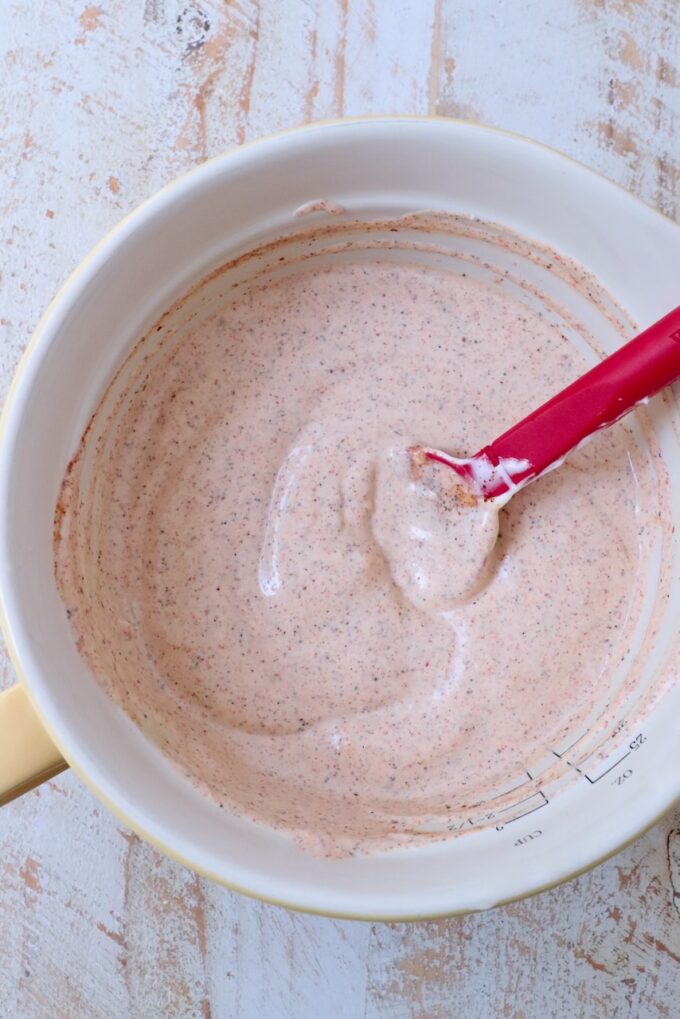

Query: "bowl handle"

xmin=0 ymin=685 xmax=67 ymax=805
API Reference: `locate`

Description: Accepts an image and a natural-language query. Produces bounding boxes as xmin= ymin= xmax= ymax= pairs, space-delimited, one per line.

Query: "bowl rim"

xmin=1 ymin=114 xmax=678 ymax=920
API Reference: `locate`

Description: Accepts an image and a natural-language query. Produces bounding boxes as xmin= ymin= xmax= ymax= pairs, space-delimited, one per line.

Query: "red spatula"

xmin=425 ymin=305 xmax=680 ymax=502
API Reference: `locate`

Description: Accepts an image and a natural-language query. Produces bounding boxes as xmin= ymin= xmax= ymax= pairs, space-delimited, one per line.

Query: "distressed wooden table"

xmin=1 ymin=2 xmax=679 ymax=1016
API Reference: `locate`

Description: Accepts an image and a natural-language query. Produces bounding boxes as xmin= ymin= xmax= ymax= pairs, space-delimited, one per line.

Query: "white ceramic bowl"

xmin=0 ymin=118 xmax=679 ymax=919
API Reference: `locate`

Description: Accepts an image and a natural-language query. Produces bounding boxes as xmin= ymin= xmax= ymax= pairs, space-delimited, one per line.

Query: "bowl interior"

xmin=1 ymin=119 xmax=679 ymax=918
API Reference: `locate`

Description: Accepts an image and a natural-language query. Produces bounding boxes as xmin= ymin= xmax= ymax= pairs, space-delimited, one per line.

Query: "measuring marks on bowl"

xmin=551 ymin=725 xmax=646 ymax=786
xmin=481 ymin=722 xmax=650 ymax=841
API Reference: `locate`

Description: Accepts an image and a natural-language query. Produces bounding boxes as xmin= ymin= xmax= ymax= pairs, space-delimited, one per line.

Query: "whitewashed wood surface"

xmin=1 ymin=2 xmax=679 ymax=1016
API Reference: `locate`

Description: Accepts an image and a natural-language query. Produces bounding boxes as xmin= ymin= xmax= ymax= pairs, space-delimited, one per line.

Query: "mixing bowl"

xmin=0 ymin=118 xmax=678 ymax=919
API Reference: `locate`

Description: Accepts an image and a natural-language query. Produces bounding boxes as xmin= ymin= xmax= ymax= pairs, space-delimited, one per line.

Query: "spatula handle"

xmin=477 ymin=305 xmax=680 ymax=498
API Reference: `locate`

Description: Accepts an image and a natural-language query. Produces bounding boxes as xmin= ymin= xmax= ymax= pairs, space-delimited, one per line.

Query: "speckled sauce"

xmin=54 ymin=220 xmax=669 ymax=856
xmin=372 ymin=448 xmax=501 ymax=612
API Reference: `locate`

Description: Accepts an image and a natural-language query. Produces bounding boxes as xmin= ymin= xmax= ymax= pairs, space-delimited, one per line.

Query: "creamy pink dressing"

xmin=54 ymin=232 xmax=666 ymax=855
xmin=373 ymin=449 xmax=500 ymax=612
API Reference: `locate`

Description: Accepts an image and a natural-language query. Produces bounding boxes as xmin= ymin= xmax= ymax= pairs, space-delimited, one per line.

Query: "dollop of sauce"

xmin=372 ymin=447 xmax=499 ymax=613
xmin=54 ymin=238 xmax=665 ymax=856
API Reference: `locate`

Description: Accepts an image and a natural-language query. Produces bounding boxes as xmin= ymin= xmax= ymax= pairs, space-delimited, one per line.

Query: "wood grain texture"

xmin=0 ymin=2 xmax=678 ymax=1016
